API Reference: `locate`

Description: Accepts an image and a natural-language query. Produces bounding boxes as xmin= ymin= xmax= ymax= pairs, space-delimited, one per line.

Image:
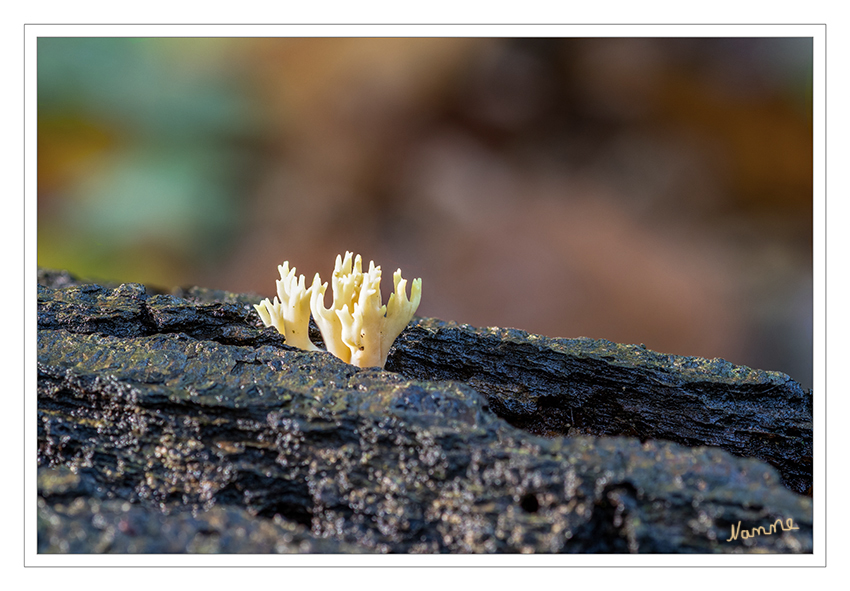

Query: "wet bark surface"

xmin=388 ymin=321 xmax=813 ymax=496
xmin=36 ymin=269 xmax=813 ymax=553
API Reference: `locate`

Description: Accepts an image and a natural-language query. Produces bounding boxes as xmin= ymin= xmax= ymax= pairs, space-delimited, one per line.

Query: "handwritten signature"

xmin=726 ymin=518 xmax=799 ymax=542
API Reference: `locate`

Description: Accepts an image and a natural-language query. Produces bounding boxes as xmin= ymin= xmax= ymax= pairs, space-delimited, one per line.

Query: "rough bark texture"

xmin=36 ymin=269 xmax=813 ymax=553
xmin=388 ymin=321 xmax=813 ymax=495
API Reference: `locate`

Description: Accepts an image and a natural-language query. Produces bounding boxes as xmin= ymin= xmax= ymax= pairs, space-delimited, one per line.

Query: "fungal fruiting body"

xmin=312 ymin=252 xmax=422 ymax=368
xmin=255 ymin=252 xmax=422 ymax=369
xmin=253 ymin=262 xmax=320 ymax=351
xmin=308 ymin=252 xmax=367 ymax=364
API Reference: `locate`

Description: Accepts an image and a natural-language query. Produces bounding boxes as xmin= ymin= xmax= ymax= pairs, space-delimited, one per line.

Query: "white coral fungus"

xmin=253 ymin=262 xmax=320 ymax=351
xmin=254 ymin=252 xmax=422 ymax=369
xmin=311 ymin=252 xmax=422 ymax=368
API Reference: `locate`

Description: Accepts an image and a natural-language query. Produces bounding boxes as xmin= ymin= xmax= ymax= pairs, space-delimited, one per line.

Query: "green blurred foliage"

xmin=38 ymin=37 xmax=263 ymax=287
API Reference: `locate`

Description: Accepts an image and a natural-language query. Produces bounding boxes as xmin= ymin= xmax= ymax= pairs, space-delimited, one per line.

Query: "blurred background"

xmin=37 ymin=37 xmax=813 ymax=388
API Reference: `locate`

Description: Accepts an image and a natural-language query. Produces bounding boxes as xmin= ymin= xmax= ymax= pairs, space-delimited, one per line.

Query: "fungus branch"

xmin=253 ymin=262 xmax=319 ymax=351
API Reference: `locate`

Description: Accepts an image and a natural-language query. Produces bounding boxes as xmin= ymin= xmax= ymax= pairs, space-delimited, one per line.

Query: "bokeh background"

xmin=37 ymin=37 xmax=813 ymax=388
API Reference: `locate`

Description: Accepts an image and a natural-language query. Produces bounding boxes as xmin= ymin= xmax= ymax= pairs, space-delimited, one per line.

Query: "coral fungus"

xmin=255 ymin=252 xmax=421 ymax=368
